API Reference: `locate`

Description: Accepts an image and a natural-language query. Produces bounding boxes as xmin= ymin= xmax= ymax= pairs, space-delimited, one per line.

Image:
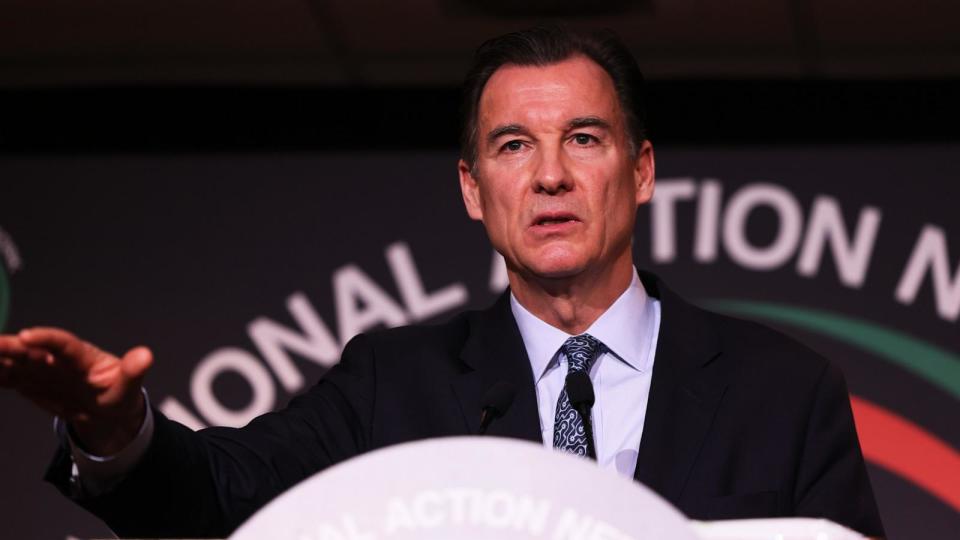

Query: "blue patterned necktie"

xmin=552 ymin=333 xmax=602 ymax=457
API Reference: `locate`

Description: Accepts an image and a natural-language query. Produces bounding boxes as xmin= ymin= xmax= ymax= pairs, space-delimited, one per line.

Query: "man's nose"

xmin=532 ymin=145 xmax=573 ymax=194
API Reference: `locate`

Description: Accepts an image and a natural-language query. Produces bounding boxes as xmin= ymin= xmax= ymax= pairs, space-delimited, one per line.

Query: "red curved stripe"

xmin=850 ymin=394 xmax=960 ymax=513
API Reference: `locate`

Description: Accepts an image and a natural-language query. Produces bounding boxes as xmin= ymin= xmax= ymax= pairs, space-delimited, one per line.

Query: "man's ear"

xmin=459 ymin=159 xmax=484 ymax=221
xmin=634 ymin=140 xmax=655 ymax=206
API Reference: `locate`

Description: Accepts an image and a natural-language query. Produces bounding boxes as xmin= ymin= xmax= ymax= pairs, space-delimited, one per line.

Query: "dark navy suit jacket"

xmin=46 ymin=272 xmax=884 ymax=538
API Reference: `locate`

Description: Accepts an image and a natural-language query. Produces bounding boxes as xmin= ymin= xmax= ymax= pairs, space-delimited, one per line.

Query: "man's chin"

xmin=518 ymin=245 xmax=588 ymax=274
xmin=523 ymin=260 xmax=587 ymax=281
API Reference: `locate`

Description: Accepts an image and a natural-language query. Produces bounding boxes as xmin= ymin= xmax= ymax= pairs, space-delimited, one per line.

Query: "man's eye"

xmin=502 ymin=140 xmax=523 ymax=152
xmin=573 ymin=134 xmax=596 ymax=145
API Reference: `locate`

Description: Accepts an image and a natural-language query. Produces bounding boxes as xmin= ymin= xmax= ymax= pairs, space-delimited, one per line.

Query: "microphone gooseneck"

xmin=478 ymin=381 xmax=517 ymax=435
xmin=565 ymin=371 xmax=597 ymax=460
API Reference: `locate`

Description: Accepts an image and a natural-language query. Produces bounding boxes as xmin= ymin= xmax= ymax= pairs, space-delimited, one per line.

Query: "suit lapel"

xmin=451 ymin=292 xmax=543 ymax=443
xmin=634 ymin=272 xmax=728 ymax=505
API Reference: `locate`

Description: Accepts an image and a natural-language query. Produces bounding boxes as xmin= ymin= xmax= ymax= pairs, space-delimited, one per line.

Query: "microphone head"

xmin=481 ymin=381 xmax=517 ymax=417
xmin=565 ymin=371 xmax=595 ymax=409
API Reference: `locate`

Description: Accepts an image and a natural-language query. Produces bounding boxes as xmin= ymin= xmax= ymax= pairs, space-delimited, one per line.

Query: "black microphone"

xmin=478 ymin=381 xmax=516 ymax=435
xmin=565 ymin=371 xmax=597 ymax=460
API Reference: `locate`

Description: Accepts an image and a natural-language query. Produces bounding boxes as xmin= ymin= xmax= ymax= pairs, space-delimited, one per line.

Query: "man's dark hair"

xmin=460 ymin=26 xmax=647 ymax=168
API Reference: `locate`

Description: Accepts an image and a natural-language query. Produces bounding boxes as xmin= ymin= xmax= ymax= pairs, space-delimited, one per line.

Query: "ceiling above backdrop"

xmin=1 ymin=0 xmax=958 ymax=87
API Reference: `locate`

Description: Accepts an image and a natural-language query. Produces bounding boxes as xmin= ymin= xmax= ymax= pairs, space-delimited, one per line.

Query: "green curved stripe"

xmin=703 ymin=299 xmax=960 ymax=401
xmin=0 ymin=263 xmax=9 ymax=332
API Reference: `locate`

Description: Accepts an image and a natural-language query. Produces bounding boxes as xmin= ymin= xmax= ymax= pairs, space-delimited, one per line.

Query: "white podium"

xmin=226 ymin=437 xmax=864 ymax=540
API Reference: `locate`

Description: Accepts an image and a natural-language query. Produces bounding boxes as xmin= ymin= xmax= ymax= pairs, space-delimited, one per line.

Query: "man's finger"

xmin=19 ymin=327 xmax=112 ymax=370
xmin=18 ymin=327 xmax=83 ymax=355
xmin=0 ymin=345 xmax=52 ymax=387
xmin=0 ymin=357 xmax=17 ymax=387
xmin=0 ymin=336 xmax=27 ymax=387
xmin=0 ymin=335 xmax=31 ymax=358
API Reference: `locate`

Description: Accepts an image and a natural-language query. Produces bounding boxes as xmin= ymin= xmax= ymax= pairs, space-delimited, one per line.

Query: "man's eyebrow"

xmin=567 ymin=116 xmax=612 ymax=131
xmin=486 ymin=124 xmax=529 ymax=143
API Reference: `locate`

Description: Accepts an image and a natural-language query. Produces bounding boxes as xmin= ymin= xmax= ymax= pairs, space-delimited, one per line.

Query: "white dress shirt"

xmin=510 ymin=269 xmax=661 ymax=478
xmin=57 ymin=388 xmax=154 ymax=496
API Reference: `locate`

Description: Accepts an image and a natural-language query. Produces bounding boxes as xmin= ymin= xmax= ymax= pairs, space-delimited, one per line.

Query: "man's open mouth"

xmin=532 ymin=213 xmax=579 ymax=227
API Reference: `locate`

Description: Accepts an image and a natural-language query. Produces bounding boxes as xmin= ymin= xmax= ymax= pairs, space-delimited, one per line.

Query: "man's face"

xmin=459 ymin=55 xmax=654 ymax=283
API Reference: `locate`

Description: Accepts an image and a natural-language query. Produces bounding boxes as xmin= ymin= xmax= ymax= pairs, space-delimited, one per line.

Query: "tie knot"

xmin=561 ymin=334 xmax=602 ymax=374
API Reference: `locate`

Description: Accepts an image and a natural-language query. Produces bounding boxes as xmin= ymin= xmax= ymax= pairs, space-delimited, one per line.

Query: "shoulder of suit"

xmin=691 ymin=302 xmax=833 ymax=383
xmin=342 ymin=309 xmax=475 ymax=360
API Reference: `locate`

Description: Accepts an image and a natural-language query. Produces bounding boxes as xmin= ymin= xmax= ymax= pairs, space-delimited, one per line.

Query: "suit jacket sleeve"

xmin=793 ymin=360 xmax=884 ymax=537
xmin=44 ymin=333 xmax=377 ymax=539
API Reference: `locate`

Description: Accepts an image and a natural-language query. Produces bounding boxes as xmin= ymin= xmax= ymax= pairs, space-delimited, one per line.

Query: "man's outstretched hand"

xmin=0 ymin=328 xmax=152 ymax=455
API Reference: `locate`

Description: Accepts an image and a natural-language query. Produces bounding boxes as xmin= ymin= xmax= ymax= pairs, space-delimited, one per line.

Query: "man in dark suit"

xmin=0 ymin=27 xmax=883 ymax=538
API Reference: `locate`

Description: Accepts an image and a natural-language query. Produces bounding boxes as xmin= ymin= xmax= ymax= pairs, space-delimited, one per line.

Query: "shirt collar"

xmin=510 ymin=269 xmax=654 ymax=382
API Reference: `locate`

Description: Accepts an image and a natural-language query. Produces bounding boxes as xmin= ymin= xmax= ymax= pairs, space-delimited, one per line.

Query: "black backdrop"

xmin=1 ymin=83 xmax=958 ymax=539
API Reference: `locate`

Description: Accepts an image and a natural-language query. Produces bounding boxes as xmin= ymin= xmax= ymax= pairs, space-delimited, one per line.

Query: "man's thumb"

xmin=121 ymin=346 xmax=153 ymax=383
